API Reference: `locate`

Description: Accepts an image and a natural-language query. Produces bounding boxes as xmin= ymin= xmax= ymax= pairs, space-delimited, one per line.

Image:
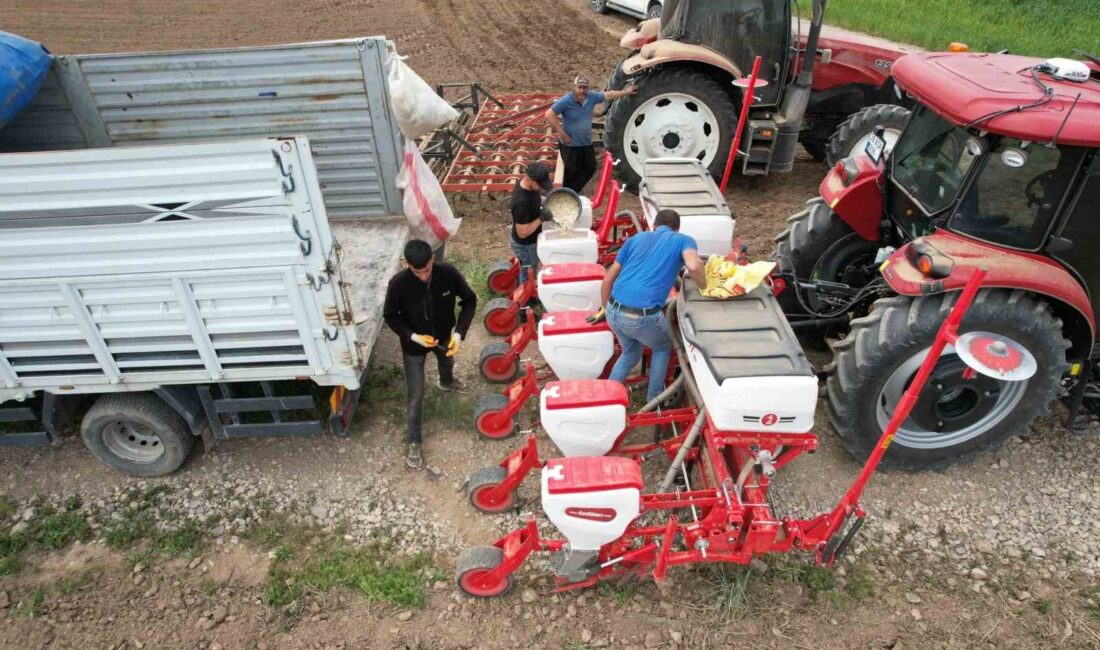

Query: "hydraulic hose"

xmin=657 ymin=298 xmax=707 ymax=492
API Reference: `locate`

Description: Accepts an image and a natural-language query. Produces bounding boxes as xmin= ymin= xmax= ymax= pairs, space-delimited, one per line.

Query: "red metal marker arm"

xmin=831 ymin=269 xmax=988 ymax=521
xmin=595 ymin=181 xmax=622 ymax=245
xmin=591 ymin=153 xmax=615 ymax=209
xmin=719 ymin=55 xmax=762 ymax=193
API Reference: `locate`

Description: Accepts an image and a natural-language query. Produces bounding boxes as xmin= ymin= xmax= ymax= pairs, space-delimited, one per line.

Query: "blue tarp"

xmin=0 ymin=31 xmax=52 ymax=129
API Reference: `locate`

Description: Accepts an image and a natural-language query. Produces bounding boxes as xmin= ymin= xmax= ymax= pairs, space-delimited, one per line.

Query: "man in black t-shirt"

xmin=511 ymin=162 xmax=552 ymax=282
xmin=383 ymin=240 xmax=477 ymax=469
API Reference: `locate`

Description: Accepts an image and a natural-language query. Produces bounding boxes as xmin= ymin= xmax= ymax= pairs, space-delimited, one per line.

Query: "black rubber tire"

xmin=455 ymin=546 xmax=512 ymax=598
xmin=466 ymin=466 xmax=517 ymax=514
xmin=487 ymin=260 xmax=518 ymax=296
xmin=479 ymin=341 xmax=520 ymax=384
xmin=646 ymin=2 xmax=662 ymax=19
xmin=773 ymin=197 xmax=879 ymax=317
xmin=473 ymin=393 xmax=516 ymax=440
xmin=801 ymin=139 xmax=827 ymax=162
xmin=482 ymin=297 xmax=519 ymax=336
xmin=590 ymin=0 xmax=608 ymax=13
xmin=605 ymin=68 xmax=738 ymax=190
xmin=825 ymin=104 xmax=912 ymax=168
xmin=81 ymin=393 xmax=195 ymax=477
xmin=826 ymin=290 xmax=1070 ymax=468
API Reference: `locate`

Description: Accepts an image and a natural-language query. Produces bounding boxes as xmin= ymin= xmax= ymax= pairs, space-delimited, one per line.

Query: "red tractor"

xmin=603 ymin=0 xmax=919 ymax=188
xmin=774 ymin=51 xmax=1100 ymax=467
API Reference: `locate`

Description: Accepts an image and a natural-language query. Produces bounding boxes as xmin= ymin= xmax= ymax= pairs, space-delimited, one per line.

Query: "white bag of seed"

xmin=387 ymin=54 xmax=459 ymax=139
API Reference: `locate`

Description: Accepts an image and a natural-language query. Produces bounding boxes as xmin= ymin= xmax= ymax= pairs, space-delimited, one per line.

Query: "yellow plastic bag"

xmin=701 ymin=257 xmax=775 ymax=299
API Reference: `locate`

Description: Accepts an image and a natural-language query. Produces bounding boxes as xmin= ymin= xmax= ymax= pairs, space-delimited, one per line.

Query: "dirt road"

xmin=1 ymin=2 xmax=1099 ymax=649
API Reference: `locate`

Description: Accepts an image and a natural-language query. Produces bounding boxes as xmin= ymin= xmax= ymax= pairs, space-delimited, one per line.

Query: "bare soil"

xmin=1 ymin=2 xmax=1099 ymax=650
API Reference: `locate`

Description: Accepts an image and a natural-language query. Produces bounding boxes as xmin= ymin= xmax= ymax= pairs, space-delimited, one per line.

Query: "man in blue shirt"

xmin=595 ymin=209 xmax=707 ymax=402
xmin=545 ymin=75 xmax=637 ymax=192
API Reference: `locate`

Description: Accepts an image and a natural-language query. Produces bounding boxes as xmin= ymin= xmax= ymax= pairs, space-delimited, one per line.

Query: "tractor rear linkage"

xmin=458 ymin=269 xmax=1006 ymax=598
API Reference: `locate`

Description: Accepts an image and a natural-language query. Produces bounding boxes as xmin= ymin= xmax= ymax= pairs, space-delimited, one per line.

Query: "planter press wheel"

xmin=479 ymin=341 xmax=520 ymax=383
xmin=487 ymin=261 xmax=519 ymax=296
xmin=466 ymin=466 xmax=517 ymax=514
xmin=473 ymin=393 xmax=517 ymax=440
xmin=483 ymin=297 xmax=520 ymax=336
xmin=456 ymin=546 xmax=512 ymax=598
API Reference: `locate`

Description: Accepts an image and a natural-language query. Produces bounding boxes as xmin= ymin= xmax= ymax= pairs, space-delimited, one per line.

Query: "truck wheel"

xmin=487 ymin=261 xmax=518 ymax=296
xmin=826 ymin=104 xmax=911 ymax=167
xmin=827 ymin=290 xmax=1069 ymax=468
xmin=605 ymin=68 xmax=737 ymax=190
xmin=81 ymin=394 xmax=195 ymax=477
xmin=590 ymin=0 xmax=608 ymax=13
xmin=646 ymin=2 xmax=662 ymax=19
xmin=466 ymin=466 xmax=517 ymax=513
xmin=474 ymin=394 xmax=516 ymax=440
xmin=483 ymin=297 xmax=519 ymax=336
xmin=479 ymin=341 xmax=520 ymax=384
xmin=456 ymin=546 xmax=512 ymax=598
xmin=773 ymin=198 xmax=881 ymax=315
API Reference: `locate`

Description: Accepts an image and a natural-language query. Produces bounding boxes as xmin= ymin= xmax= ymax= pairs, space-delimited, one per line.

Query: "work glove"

xmin=446 ymin=332 xmax=462 ymax=358
xmin=411 ymin=333 xmax=437 ymax=349
xmin=585 ymin=307 xmax=606 ymax=325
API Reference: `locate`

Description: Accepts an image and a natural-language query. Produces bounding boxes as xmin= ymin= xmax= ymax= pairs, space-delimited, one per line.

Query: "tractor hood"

xmin=892 ymin=52 xmax=1100 ymax=147
xmin=622 ymin=40 xmax=742 ymax=78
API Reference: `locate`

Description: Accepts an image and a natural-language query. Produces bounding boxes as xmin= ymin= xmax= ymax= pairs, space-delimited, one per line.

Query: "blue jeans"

xmin=606 ymin=303 xmax=671 ymax=402
xmin=510 ymin=235 xmax=539 ymax=283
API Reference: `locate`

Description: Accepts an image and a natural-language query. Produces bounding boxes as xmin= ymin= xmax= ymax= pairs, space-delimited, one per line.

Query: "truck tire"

xmin=590 ymin=0 xmax=608 ymax=13
xmin=605 ymin=68 xmax=737 ymax=190
xmin=81 ymin=393 xmax=195 ymax=477
xmin=773 ymin=197 xmax=881 ymax=315
xmin=826 ymin=104 xmax=911 ymax=167
xmin=826 ymin=290 xmax=1069 ymax=468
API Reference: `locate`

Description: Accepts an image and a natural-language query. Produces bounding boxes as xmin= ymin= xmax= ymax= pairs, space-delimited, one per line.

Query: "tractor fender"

xmin=620 ymin=18 xmax=660 ymax=50
xmin=819 ymin=154 xmax=884 ymax=241
xmin=882 ymin=231 xmax=1096 ymax=355
xmin=622 ymin=40 xmax=743 ymax=79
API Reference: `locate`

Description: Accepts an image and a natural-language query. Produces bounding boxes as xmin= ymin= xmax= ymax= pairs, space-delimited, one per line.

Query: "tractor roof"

xmin=892 ymin=52 xmax=1100 ymax=147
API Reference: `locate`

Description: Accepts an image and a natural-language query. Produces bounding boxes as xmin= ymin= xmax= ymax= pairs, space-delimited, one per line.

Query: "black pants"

xmin=561 ymin=144 xmax=597 ymax=193
xmin=403 ymin=349 xmax=454 ymax=444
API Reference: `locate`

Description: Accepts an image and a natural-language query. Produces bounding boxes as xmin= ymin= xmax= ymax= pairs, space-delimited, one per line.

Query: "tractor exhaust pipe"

xmin=772 ymin=0 xmax=827 ymax=172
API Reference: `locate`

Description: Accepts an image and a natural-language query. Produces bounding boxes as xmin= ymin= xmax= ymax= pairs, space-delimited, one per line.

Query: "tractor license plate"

xmin=864 ymin=133 xmax=886 ymax=164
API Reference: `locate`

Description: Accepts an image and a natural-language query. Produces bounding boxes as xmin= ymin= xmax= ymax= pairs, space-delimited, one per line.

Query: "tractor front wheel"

xmin=605 ymin=68 xmax=737 ymax=190
xmin=487 ymin=261 xmax=519 ymax=296
xmin=474 ymin=393 xmax=517 ymax=440
xmin=483 ymin=297 xmax=520 ymax=336
xmin=456 ymin=546 xmax=512 ymax=598
xmin=826 ymin=104 xmax=911 ymax=167
xmin=466 ymin=466 xmax=517 ymax=514
xmin=827 ymin=290 xmax=1069 ymax=468
xmin=479 ymin=341 xmax=520 ymax=384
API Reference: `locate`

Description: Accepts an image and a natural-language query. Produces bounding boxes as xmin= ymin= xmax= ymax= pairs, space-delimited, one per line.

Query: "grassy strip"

xmin=816 ymin=0 xmax=1098 ymax=59
xmin=0 ymin=496 xmax=90 ymax=576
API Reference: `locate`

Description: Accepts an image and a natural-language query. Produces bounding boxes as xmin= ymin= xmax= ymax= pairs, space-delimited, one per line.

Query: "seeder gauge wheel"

xmin=478 ymin=341 xmax=520 ymax=383
xmin=466 ymin=466 xmax=517 ymax=513
xmin=483 ymin=297 xmax=520 ymax=336
xmin=456 ymin=546 xmax=513 ymax=598
xmin=487 ymin=261 xmax=519 ymax=296
xmin=473 ymin=393 xmax=517 ymax=440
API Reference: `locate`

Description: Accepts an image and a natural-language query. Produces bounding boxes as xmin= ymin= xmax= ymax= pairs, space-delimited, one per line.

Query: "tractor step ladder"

xmin=741 ymin=119 xmax=778 ymax=176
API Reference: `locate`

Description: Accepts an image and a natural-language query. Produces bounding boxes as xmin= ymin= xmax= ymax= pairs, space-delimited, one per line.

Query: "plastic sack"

xmin=0 ymin=31 xmax=53 ymax=129
xmin=701 ymin=257 xmax=776 ymax=299
xmin=387 ymin=55 xmax=459 ymax=139
xmin=396 ymin=139 xmax=461 ymax=250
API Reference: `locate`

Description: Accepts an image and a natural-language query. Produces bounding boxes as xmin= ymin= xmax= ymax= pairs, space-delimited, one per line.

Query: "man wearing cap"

xmin=510 ymin=161 xmax=552 ymax=284
xmin=546 ymin=76 xmax=637 ymax=192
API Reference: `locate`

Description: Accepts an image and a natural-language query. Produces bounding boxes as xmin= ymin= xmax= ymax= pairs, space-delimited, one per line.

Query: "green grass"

xmin=0 ymin=503 xmax=92 ymax=574
xmin=813 ymin=0 xmax=1098 ymax=59
xmin=1033 ymin=599 xmax=1054 ymax=615
xmin=703 ymin=565 xmax=755 ymax=620
xmin=361 ymin=361 xmax=473 ymax=431
xmin=263 ymin=539 xmax=440 ymax=610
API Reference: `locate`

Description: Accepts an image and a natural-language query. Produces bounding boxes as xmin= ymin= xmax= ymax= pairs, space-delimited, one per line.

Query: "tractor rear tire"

xmin=605 ymin=68 xmax=738 ymax=190
xmin=474 ymin=393 xmax=517 ymax=440
xmin=479 ymin=341 xmax=520 ymax=384
xmin=81 ymin=393 xmax=195 ymax=477
xmin=826 ymin=104 xmax=911 ymax=167
xmin=826 ymin=290 xmax=1069 ymax=468
xmin=773 ymin=197 xmax=880 ymax=317
xmin=483 ymin=297 xmax=519 ymax=336
xmin=456 ymin=546 xmax=512 ymax=598
xmin=487 ymin=261 xmax=518 ymax=296
xmin=466 ymin=466 xmax=517 ymax=514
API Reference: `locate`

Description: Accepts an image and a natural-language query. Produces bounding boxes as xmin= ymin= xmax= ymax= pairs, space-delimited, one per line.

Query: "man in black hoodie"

xmin=383 ymin=240 xmax=477 ymax=469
